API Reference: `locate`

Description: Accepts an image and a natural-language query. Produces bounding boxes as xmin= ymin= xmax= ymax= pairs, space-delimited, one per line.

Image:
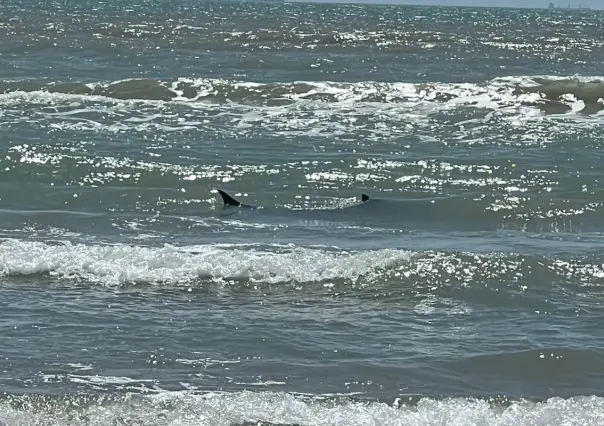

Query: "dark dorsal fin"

xmin=361 ymin=194 xmax=370 ymax=202
xmin=217 ymin=190 xmax=241 ymax=207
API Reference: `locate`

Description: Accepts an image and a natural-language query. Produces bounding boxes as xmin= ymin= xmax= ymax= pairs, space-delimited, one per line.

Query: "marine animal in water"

xmin=217 ymin=189 xmax=370 ymax=209
xmin=213 ymin=189 xmax=502 ymax=231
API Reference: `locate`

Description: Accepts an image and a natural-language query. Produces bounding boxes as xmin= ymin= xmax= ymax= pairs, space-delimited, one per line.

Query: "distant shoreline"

xmin=284 ymin=0 xmax=599 ymax=10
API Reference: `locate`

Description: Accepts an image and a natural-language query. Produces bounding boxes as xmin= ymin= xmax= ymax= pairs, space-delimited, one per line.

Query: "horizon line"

xmin=283 ymin=0 xmax=599 ymax=11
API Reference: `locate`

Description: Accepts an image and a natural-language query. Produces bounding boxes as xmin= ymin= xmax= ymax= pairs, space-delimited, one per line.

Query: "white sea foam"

xmin=0 ymin=238 xmax=411 ymax=286
xmin=0 ymin=389 xmax=603 ymax=426
xmin=1 ymin=75 xmax=602 ymax=143
xmin=0 ymin=237 xmax=601 ymax=290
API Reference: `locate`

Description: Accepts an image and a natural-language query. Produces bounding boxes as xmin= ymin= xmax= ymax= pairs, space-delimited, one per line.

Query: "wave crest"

xmin=1 ymin=75 xmax=603 ymax=116
xmin=1 ymin=390 xmax=604 ymax=426
xmin=0 ymin=239 xmax=602 ymax=289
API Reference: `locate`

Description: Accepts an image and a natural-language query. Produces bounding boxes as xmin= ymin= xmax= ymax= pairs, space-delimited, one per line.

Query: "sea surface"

xmin=1 ymin=0 xmax=604 ymax=424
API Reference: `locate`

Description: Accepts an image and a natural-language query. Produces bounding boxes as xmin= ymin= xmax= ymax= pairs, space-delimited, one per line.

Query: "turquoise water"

xmin=1 ymin=1 xmax=604 ymax=424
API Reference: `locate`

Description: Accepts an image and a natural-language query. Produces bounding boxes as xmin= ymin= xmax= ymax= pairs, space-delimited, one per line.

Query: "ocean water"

xmin=1 ymin=0 xmax=604 ymax=424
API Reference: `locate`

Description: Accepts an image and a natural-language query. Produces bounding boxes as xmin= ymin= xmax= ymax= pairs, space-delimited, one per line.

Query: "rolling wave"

xmin=0 ymin=390 xmax=603 ymax=426
xmin=0 ymin=239 xmax=412 ymax=286
xmin=1 ymin=76 xmax=603 ymax=116
xmin=0 ymin=239 xmax=601 ymax=290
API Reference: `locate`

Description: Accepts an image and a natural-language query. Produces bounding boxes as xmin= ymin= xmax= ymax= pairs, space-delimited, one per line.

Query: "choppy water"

xmin=2 ymin=1 xmax=604 ymax=424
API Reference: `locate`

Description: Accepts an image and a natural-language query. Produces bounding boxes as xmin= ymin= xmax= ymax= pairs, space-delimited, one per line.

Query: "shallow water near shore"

xmin=1 ymin=0 xmax=604 ymax=424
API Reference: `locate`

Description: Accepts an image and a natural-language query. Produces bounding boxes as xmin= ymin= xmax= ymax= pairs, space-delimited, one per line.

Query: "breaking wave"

xmin=1 ymin=75 xmax=604 ymax=116
xmin=0 ymin=390 xmax=603 ymax=426
xmin=0 ymin=239 xmax=410 ymax=286
xmin=0 ymin=238 xmax=602 ymax=288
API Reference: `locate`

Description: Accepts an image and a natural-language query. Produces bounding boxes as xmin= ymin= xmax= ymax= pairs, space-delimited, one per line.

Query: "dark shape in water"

xmin=547 ymin=1 xmax=591 ymax=9
xmin=217 ymin=189 xmax=370 ymax=209
xmin=214 ymin=189 xmax=501 ymax=232
xmin=217 ymin=189 xmax=244 ymax=207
